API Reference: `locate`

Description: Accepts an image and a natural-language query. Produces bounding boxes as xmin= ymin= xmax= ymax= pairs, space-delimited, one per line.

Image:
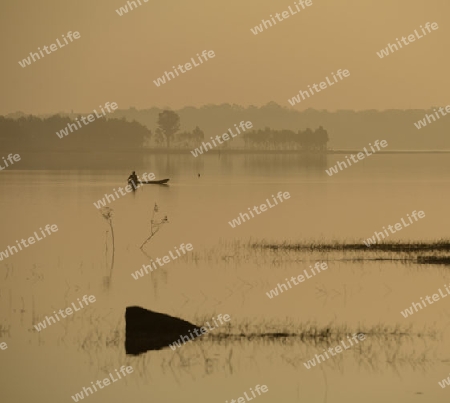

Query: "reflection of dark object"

xmin=125 ymin=306 xmax=201 ymax=355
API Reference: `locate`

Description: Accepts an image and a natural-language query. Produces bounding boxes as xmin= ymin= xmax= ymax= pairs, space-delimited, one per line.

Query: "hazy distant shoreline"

xmin=6 ymin=149 xmax=450 ymax=157
xmin=56 ymin=148 xmax=450 ymax=154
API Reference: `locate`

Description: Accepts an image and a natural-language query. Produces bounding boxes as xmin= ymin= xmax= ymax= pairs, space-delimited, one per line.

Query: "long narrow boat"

xmin=128 ymin=178 xmax=170 ymax=190
xmin=138 ymin=179 xmax=170 ymax=185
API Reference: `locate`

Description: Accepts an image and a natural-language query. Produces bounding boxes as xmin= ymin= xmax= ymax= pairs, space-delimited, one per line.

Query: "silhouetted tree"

xmin=192 ymin=126 xmax=204 ymax=143
xmin=172 ymin=126 xmax=205 ymax=147
xmin=156 ymin=110 xmax=180 ymax=148
xmin=154 ymin=128 xmax=165 ymax=146
xmin=314 ymin=126 xmax=329 ymax=151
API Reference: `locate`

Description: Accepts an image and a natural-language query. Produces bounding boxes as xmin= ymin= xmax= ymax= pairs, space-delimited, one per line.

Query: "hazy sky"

xmin=2 ymin=0 xmax=450 ymax=114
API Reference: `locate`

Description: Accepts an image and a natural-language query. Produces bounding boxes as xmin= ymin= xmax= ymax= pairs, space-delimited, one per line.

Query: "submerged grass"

xmin=245 ymin=239 xmax=450 ymax=265
xmin=200 ymin=320 xmax=436 ymax=342
xmin=250 ymin=239 xmax=450 ymax=253
xmin=187 ymin=238 xmax=450 ymax=266
xmin=417 ymin=256 xmax=450 ymax=265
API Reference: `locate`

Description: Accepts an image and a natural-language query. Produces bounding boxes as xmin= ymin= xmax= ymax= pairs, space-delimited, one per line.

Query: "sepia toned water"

xmin=1 ymin=153 xmax=450 ymax=403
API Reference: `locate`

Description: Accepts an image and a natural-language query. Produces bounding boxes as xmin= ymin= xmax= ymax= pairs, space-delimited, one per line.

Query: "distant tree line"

xmin=0 ymin=110 xmax=328 ymax=152
xmin=110 ymin=103 xmax=450 ymax=151
xmin=153 ymin=110 xmax=327 ymax=151
xmin=8 ymin=103 xmax=450 ymax=152
xmin=0 ymin=112 xmax=207 ymax=152
xmin=243 ymin=126 xmax=329 ymax=151
xmin=0 ymin=115 xmax=151 ymax=152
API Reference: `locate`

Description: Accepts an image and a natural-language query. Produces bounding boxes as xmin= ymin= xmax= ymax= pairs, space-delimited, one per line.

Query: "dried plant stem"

xmin=140 ymin=227 xmax=160 ymax=249
xmin=139 ymin=203 xmax=168 ymax=250
xmin=108 ymin=219 xmax=115 ymax=276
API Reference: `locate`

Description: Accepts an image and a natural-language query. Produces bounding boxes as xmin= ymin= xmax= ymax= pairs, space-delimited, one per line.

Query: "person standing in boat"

xmin=128 ymin=171 xmax=139 ymax=188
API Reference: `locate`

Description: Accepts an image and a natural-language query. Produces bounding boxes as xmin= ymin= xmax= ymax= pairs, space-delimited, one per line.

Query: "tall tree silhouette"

xmin=156 ymin=110 xmax=180 ymax=148
xmin=154 ymin=128 xmax=165 ymax=146
xmin=314 ymin=126 xmax=329 ymax=151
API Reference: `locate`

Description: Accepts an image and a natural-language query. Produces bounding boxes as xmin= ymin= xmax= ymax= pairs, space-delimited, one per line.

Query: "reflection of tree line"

xmin=240 ymin=153 xmax=327 ymax=170
xmin=0 ymin=110 xmax=328 ymax=152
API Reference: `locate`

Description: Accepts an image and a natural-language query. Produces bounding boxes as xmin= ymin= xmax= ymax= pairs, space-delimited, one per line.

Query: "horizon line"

xmin=3 ymin=103 xmax=447 ymax=116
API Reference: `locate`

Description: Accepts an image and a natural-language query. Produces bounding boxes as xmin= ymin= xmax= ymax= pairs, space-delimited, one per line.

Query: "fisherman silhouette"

xmin=128 ymin=171 xmax=138 ymax=189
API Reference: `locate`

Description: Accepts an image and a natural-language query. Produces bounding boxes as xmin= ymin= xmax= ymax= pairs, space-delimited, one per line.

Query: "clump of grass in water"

xmin=248 ymin=239 xmax=450 ymax=265
xmin=250 ymin=239 xmax=450 ymax=253
xmin=0 ymin=324 xmax=11 ymax=338
xmin=188 ymin=315 xmax=432 ymax=342
xmin=417 ymin=256 xmax=450 ymax=265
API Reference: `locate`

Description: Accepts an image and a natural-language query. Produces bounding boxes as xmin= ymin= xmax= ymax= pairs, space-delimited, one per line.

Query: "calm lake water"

xmin=1 ymin=153 xmax=450 ymax=403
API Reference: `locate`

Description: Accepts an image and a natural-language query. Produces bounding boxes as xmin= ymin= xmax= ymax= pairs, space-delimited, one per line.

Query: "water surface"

xmin=1 ymin=153 xmax=450 ymax=402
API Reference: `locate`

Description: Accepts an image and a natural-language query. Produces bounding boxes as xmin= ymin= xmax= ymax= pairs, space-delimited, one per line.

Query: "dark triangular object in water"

xmin=125 ymin=306 xmax=201 ymax=355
